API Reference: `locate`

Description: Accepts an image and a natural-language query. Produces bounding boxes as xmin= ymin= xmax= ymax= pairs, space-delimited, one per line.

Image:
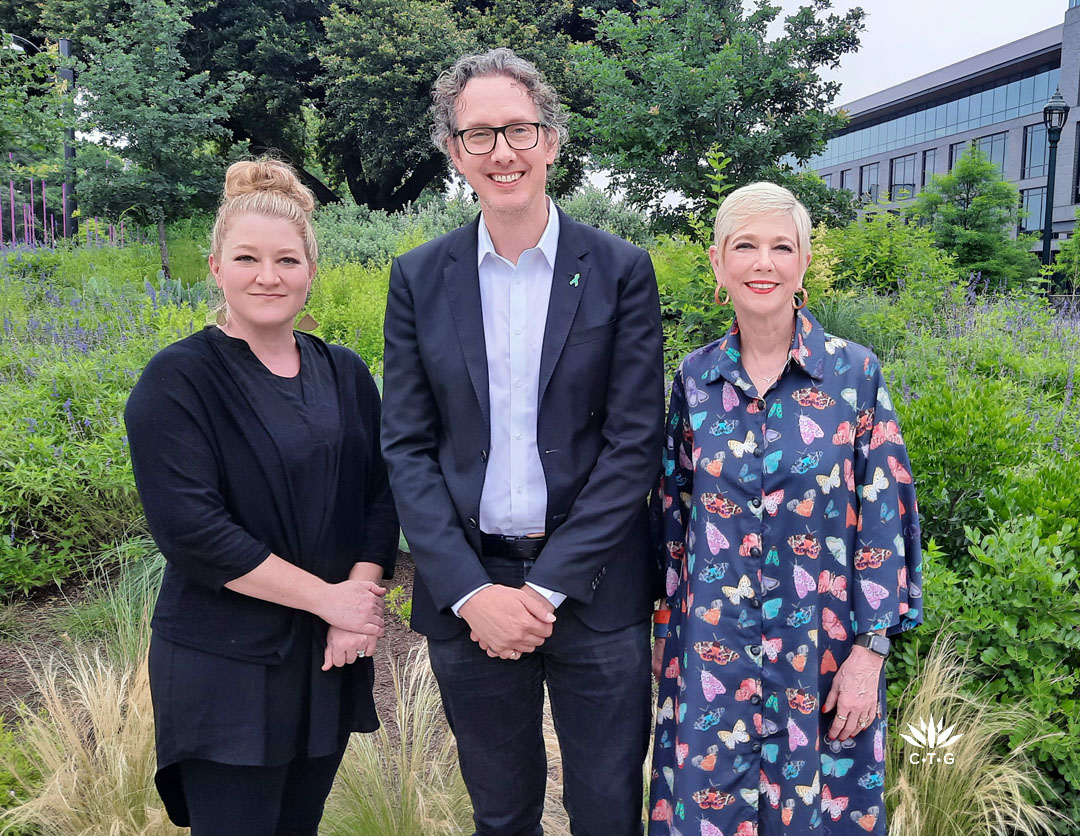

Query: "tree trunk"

xmin=343 ymin=154 xmax=448 ymax=213
xmin=157 ymin=217 xmax=172 ymax=281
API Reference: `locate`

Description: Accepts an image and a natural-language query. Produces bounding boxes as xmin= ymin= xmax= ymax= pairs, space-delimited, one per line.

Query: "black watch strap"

xmin=853 ymin=632 xmax=891 ymax=658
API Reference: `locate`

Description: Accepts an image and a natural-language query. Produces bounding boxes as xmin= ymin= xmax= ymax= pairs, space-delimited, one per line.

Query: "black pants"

xmin=176 ymin=743 xmax=347 ymax=836
xmin=427 ymin=555 xmax=652 ymax=836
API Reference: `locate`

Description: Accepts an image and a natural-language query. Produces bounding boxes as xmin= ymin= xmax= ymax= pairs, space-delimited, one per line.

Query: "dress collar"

xmin=700 ymin=309 xmax=827 ymax=389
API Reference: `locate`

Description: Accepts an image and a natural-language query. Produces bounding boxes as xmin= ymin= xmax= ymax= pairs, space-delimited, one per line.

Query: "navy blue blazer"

xmin=381 ymin=208 xmax=665 ymax=639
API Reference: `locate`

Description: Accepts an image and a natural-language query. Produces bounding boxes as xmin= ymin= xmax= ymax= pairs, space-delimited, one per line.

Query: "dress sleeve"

xmin=356 ymin=363 xmax=398 ymax=578
xmin=653 ymin=366 xmax=695 ymax=625
xmin=851 ymin=356 xmax=923 ymax=637
xmin=124 ymin=350 xmax=272 ymax=590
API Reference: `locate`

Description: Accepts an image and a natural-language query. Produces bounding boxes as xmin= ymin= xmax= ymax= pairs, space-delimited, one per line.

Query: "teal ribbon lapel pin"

xmin=569 ymin=272 xmax=580 ymax=287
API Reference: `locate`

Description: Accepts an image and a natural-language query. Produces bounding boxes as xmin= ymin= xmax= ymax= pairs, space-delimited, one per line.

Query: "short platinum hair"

xmin=430 ymin=48 xmax=569 ymax=158
xmin=712 ymin=182 xmax=812 ymax=256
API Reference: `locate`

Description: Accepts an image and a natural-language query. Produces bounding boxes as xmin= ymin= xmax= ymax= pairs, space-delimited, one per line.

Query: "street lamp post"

xmin=1042 ymin=88 xmax=1070 ymax=265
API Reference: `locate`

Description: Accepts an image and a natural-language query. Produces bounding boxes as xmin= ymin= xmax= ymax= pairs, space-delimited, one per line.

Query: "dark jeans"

xmin=176 ymin=743 xmax=347 ymax=836
xmin=427 ymin=555 xmax=651 ymax=836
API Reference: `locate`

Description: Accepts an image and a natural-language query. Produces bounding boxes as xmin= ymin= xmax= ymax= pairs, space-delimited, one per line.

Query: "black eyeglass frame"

xmin=452 ymin=122 xmax=546 ymax=155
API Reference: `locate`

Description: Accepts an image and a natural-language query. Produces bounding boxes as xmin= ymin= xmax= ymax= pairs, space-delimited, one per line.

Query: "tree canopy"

xmin=576 ymin=0 xmax=865 ymax=221
xmin=906 ymin=144 xmax=1040 ymax=287
xmin=76 ymin=0 xmax=244 ymax=276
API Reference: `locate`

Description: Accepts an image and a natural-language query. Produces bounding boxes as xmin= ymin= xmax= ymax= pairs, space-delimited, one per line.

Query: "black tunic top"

xmin=125 ymin=327 xmax=398 ymax=824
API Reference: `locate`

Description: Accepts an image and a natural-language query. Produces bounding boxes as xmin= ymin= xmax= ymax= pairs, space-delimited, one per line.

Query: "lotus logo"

xmin=901 ymin=715 xmax=963 ymax=765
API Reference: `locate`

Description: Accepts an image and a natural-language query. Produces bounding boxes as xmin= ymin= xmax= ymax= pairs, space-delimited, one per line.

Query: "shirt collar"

xmin=477 ymin=197 xmax=560 ymax=270
xmin=701 ymin=309 xmax=828 ymax=388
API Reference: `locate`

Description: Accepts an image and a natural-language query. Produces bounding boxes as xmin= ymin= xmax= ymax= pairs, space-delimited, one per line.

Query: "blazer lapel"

xmin=443 ymin=218 xmax=491 ymax=436
xmin=539 ymin=209 xmax=589 ymax=405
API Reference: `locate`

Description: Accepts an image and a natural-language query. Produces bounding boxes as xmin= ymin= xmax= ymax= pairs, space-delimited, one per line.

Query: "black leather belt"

xmin=480 ymin=532 xmax=548 ymax=561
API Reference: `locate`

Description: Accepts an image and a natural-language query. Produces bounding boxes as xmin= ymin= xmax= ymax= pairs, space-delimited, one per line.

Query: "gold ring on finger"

xmin=836 ymin=714 xmax=848 ymax=722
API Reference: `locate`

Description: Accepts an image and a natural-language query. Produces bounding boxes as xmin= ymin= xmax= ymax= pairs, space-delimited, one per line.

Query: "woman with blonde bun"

xmin=125 ymin=159 xmax=398 ymax=835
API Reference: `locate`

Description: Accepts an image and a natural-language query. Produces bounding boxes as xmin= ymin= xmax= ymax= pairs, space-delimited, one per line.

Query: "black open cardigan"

xmin=125 ymin=327 xmax=397 ymax=664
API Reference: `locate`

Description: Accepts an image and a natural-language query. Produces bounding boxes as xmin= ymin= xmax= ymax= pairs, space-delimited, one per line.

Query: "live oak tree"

xmin=76 ymin=0 xmax=243 ymax=278
xmin=577 ymin=0 xmax=865 ymax=223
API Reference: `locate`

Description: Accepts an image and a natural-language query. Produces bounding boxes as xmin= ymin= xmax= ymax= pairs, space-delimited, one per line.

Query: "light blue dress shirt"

xmin=452 ymin=201 xmax=567 ymax=614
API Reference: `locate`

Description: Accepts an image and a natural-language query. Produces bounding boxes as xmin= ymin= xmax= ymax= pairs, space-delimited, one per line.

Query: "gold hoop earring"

xmin=715 ymin=286 xmax=730 ymax=306
xmin=793 ymin=288 xmax=809 ymax=310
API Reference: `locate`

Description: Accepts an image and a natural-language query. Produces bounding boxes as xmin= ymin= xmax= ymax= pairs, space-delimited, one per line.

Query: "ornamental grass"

xmin=886 ymin=634 xmax=1061 ymax=836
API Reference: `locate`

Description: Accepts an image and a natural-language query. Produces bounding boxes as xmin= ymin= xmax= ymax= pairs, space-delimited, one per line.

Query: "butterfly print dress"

xmin=649 ymin=310 xmax=923 ymax=836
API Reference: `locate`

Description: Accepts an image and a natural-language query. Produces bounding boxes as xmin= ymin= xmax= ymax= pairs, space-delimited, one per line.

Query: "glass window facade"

xmin=860 ymin=162 xmax=880 ymax=202
xmin=1021 ymin=186 xmax=1046 ymax=233
xmin=922 ymin=148 xmax=937 ymax=187
xmin=890 ymin=153 xmax=916 ymax=200
xmin=840 ymin=169 xmax=853 ymax=192
xmin=1023 ymin=123 xmax=1049 ymax=179
xmin=822 ymin=172 xmax=833 ymax=188
xmin=975 ymin=132 xmax=1008 ymax=175
xmin=949 ymin=141 xmax=968 ymax=171
xmin=809 ymin=65 xmax=1059 ymax=169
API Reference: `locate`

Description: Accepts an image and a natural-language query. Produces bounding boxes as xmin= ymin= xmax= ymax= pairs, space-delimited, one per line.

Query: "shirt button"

xmin=750 ymin=694 xmax=762 ymax=705
xmin=514 ymin=327 xmax=522 ymax=335
xmin=751 ymin=741 xmax=762 ymax=752
xmin=749 ymin=547 xmax=762 ymax=557
xmin=514 ymin=380 xmax=523 ymax=388
xmin=749 ymin=497 xmax=761 ymax=510
xmin=748 ymin=645 xmax=761 ymax=657
xmin=515 ymin=432 xmax=523 ymax=440
xmin=749 ymin=598 xmax=762 ymax=609
xmin=753 ymin=447 xmax=764 ymax=458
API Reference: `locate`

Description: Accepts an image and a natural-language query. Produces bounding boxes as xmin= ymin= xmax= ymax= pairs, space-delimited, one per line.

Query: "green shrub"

xmin=928 ymin=519 xmax=1080 ymax=831
xmin=306 ymin=256 xmax=396 ymax=374
xmin=559 ymin=185 xmax=654 ymax=247
xmin=0 ymin=715 xmax=39 ymax=836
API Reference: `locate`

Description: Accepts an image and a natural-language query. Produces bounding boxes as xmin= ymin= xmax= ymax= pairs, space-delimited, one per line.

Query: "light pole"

xmin=1042 ymin=88 xmax=1070 ymax=265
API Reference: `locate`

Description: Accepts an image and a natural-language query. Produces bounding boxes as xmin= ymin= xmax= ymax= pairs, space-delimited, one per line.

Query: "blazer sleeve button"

xmin=468 ymin=517 xmax=478 ymax=529
xmin=481 ymin=450 xmax=488 ymax=462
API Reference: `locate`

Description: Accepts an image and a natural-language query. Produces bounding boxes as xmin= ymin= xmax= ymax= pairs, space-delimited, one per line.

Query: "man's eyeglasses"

xmin=453 ymin=122 xmax=544 ymax=155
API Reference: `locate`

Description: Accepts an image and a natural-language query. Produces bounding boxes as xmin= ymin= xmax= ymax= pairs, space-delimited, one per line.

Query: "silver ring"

xmin=836 ymin=714 xmax=848 ymax=722
xmin=356 ymin=650 xmax=365 ymax=658
xmin=510 ymin=651 xmax=520 ymax=660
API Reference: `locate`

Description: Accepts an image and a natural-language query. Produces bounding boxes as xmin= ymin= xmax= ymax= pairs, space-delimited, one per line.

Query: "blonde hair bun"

xmin=222 ymin=159 xmax=315 ymax=214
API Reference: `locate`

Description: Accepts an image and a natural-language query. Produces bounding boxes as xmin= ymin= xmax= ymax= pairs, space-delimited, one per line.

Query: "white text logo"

xmin=900 ymin=715 xmax=964 ymax=765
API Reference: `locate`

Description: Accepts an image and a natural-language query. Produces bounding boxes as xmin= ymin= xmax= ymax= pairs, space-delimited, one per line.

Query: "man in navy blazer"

xmin=382 ymin=48 xmax=664 ymax=836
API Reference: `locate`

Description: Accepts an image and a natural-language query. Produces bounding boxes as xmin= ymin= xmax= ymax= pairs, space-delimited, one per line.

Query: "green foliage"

xmin=576 ymin=0 xmax=864 ymax=221
xmin=384 ymin=585 xmax=413 ymax=624
xmin=317 ymin=0 xmax=474 ymax=213
xmin=906 ymin=144 xmax=1041 ymax=288
xmin=929 ymin=519 xmax=1080 ymax=829
xmin=1047 ymin=207 xmax=1080 ymax=294
xmin=558 ymin=185 xmax=654 ymax=247
xmin=306 ymin=258 xmax=395 ymax=374
xmin=0 ymin=247 xmax=206 ymax=595
xmin=76 ymin=0 xmax=245 ymax=277
xmin=650 ymin=234 xmax=728 ymax=374
xmin=0 ymin=715 xmax=40 ymax=836
xmin=0 ymin=32 xmax=66 ymax=180
xmin=768 ymin=168 xmax=858 ymax=230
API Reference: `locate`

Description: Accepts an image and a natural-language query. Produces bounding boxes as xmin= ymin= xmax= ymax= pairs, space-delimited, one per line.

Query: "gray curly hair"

xmin=430 ymin=48 xmax=569 ymax=159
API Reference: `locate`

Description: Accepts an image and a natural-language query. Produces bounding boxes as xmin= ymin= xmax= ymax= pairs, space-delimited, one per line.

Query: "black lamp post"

xmin=1042 ymin=88 xmax=1070 ymax=265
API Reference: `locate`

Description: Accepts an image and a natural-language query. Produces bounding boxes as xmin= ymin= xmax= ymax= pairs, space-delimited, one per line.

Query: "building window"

xmin=1020 ymin=187 xmax=1046 ymax=233
xmin=807 ymin=64 xmax=1059 ymax=170
xmin=840 ymin=169 xmax=853 ymax=192
xmin=975 ymin=132 xmax=1007 ymax=175
xmin=860 ymin=162 xmax=879 ymax=203
xmin=1023 ymin=123 xmax=1049 ymax=179
xmin=922 ymin=148 xmax=937 ymax=187
xmin=949 ymin=141 xmax=968 ymax=171
xmin=822 ymin=172 xmax=833 ymax=189
xmin=890 ymin=154 xmax=916 ymax=200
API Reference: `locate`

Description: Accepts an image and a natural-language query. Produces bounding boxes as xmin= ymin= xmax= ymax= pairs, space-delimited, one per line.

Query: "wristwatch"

xmin=853 ymin=633 xmax=891 ymax=658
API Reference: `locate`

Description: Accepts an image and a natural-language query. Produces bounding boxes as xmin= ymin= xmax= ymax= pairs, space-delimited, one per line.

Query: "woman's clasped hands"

xmin=319 ymin=578 xmax=387 ymax=670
